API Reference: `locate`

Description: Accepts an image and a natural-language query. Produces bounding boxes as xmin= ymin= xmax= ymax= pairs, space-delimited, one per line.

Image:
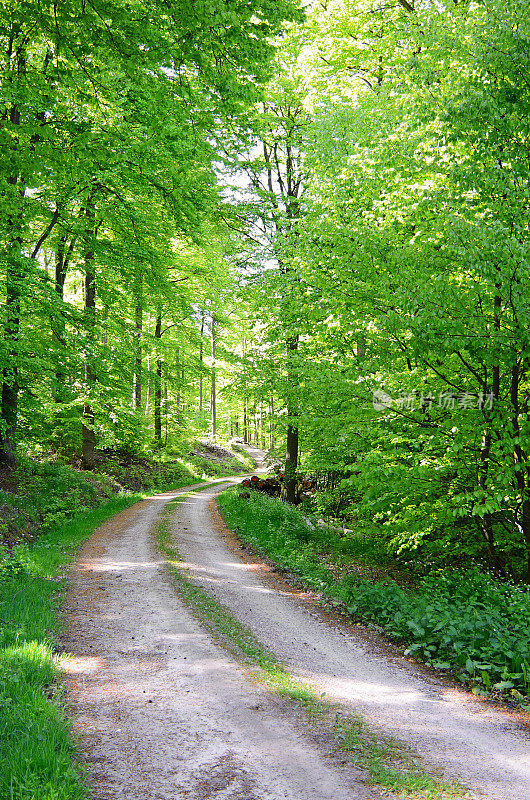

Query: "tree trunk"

xmin=283 ymin=421 xmax=299 ymax=504
xmin=283 ymin=335 xmax=299 ymax=504
xmin=210 ymin=315 xmax=216 ymax=441
xmin=199 ymin=311 xmax=205 ymax=423
xmin=154 ymin=314 xmax=162 ymax=444
xmin=175 ymin=347 xmax=180 ymax=421
xmin=81 ymin=201 xmax=97 ymax=470
xmin=0 ymin=97 xmax=23 ymax=468
xmin=510 ymin=361 xmax=530 ymax=582
xmin=53 ymin=237 xmax=68 ymax=395
xmin=243 ymin=400 xmax=248 ymax=443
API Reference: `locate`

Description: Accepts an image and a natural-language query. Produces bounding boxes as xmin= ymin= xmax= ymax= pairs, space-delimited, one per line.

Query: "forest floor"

xmin=60 ymin=453 xmax=530 ymax=800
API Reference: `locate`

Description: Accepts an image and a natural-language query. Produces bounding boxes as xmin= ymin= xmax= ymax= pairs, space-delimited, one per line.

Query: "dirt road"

xmin=62 ymin=473 xmax=530 ymax=800
xmin=62 ymin=480 xmax=374 ymax=800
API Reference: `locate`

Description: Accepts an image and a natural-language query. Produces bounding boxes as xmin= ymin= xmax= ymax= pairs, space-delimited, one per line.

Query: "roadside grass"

xmin=217 ymin=488 xmax=530 ymax=704
xmin=157 ymin=497 xmax=469 ymax=799
xmin=0 ymin=493 xmax=149 ymax=800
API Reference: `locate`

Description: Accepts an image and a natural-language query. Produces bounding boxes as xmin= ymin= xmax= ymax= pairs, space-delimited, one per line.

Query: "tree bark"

xmin=154 ymin=314 xmax=162 ymax=444
xmin=243 ymin=400 xmax=248 ymax=443
xmin=269 ymin=397 xmax=275 ymax=450
xmin=210 ymin=315 xmax=216 ymax=441
xmin=199 ymin=311 xmax=205 ymax=422
xmin=81 ymin=202 xmax=97 ymax=470
xmin=0 ymin=92 xmax=23 ymax=468
xmin=283 ymin=335 xmax=299 ymax=504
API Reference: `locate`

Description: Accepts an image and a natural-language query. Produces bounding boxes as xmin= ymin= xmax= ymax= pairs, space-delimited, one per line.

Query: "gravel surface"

xmin=171 ymin=480 xmax=530 ymax=800
xmin=61 ymin=478 xmax=374 ymax=800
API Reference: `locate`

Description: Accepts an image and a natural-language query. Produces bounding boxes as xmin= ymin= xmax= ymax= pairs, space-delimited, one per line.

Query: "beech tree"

xmin=0 ymin=0 xmax=302 ymax=465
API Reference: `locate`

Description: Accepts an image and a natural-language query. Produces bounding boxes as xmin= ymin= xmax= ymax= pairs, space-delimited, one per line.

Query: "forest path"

xmin=61 ymin=474 xmax=374 ymax=800
xmin=61 ymin=462 xmax=530 ymax=800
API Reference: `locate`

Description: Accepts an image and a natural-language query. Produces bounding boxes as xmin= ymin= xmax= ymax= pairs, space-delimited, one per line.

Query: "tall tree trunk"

xmin=283 ymin=335 xmax=299 ymax=504
xmin=52 ymin=232 xmax=77 ymax=402
xmin=145 ymin=353 xmax=150 ymax=415
xmin=269 ymin=397 xmax=275 ymax=450
xmin=510 ymin=361 xmax=530 ymax=582
xmin=175 ymin=347 xmax=180 ymax=421
xmin=210 ymin=315 xmax=216 ymax=441
xmin=81 ymin=202 xmax=97 ymax=469
xmin=475 ymin=293 xmax=504 ymax=572
xmin=260 ymin=403 xmax=265 ymax=448
xmin=0 ymin=93 xmax=24 ymax=468
xmin=1 ymin=250 xmax=21 ymax=468
xmin=243 ymin=399 xmax=248 ymax=443
xmin=199 ymin=312 xmax=205 ymax=422
xmin=154 ymin=314 xmax=162 ymax=444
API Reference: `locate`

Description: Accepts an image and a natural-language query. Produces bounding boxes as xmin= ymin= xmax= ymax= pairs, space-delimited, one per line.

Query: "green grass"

xmin=156 ymin=496 xmax=468 ymax=799
xmin=0 ymin=492 xmax=149 ymax=800
xmin=218 ymin=488 xmax=530 ymax=703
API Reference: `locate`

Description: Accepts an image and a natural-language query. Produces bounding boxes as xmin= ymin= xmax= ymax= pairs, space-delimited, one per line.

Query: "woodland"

xmin=3 ymin=0 xmax=530 ymax=586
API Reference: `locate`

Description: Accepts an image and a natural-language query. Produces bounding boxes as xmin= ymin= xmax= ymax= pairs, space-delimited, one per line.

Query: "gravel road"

xmin=61 ymin=480 xmax=375 ymax=800
xmin=61 ymin=458 xmax=530 ymax=800
xmin=171 ymin=481 xmax=530 ymax=800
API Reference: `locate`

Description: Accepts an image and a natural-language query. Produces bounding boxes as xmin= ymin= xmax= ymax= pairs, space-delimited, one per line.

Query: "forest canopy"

xmin=3 ymin=0 xmax=530 ymax=581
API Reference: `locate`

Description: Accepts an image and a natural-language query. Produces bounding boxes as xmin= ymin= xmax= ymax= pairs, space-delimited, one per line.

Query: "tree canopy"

xmin=5 ymin=0 xmax=530 ymax=581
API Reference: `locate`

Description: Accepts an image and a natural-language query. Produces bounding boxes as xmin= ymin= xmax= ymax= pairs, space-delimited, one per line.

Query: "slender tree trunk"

xmin=269 ymin=397 xmax=275 ymax=450
xmin=510 ymin=361 xmax=530 ymax=582
xmin=475 ymin=293 xmax=504 ymax=572
xmin=53 ymin=236 xmax=70 ymax=399
xmin=210 ymin=315 xmax=216 ymax=441
xmin=243 ymin=400 xmax=248 ymax=443
xmin=199 ymin=311 xmax=205 ymax=423
xmin=145 ymin=353 xmax=150 ymax=415
xmin=81 ymin=201 xmax=97 ymax=470
xmin=175 ymin=347 xmax=180 ymax=421
xmin=154 ymin=314 xmax=162 ymax=444
xmin=1 ymin=256 xmax=21 ymax=468
xmin=260 ymin=403 xmax=265 ymax=448
xmin=283 ymin=335 xmax=299 ymax=504
xmin=0 ymin=95 xmax=23 ymax=468
xmin=164 ymin=376 xmax=168 ymax=446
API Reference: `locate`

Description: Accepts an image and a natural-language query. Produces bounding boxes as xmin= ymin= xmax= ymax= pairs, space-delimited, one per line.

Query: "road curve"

xmin=171 ymin=482 xmax=530 ymax=800
xmin=61 ymin=480 xmax=374 ymax=800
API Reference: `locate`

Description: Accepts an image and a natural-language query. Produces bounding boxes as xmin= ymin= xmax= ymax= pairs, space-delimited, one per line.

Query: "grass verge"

xmin=156 ymin=496 xmax=469 ymax=799
xmin=218 ymin=488 xmax=530 ymax=705
xmin=1 ymin=490 xmax=157 ymax=800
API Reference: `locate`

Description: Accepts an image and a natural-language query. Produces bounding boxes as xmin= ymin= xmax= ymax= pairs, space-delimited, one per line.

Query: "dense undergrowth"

xmin=218 ymin=488 xmax=530 ymax=703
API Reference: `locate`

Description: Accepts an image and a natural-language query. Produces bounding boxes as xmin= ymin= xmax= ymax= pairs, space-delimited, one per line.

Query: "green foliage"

xmin=224 ymin=0 xmax=530 ymax=581
xmin=219 ymin=488 xmax=530 ymax=698
xmin=339 ymin=570 xmax=530 ymax=696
